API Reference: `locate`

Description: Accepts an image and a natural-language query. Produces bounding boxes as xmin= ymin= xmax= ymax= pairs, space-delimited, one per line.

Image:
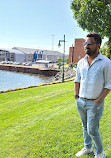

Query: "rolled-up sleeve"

xmin=74 ymin=63 xmax=81 ymax=83
xmin=104 ymin=61 xmax=111 ymax=90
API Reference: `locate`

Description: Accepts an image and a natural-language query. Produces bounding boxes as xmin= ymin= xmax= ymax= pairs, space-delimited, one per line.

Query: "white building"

xmin=0 ymin=48 xmax=25 ymax=63
xmin=0 ymin=47 xmax=67 ymax=63
xmin=13 ymin=47 xmax=64 ymax=62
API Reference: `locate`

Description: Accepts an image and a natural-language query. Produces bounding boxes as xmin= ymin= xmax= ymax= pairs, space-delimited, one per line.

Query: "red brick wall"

xmin=69 ymin=38 xmax=85 ymax=64
xmin=69 ymin=47 xmax=74 ymax=63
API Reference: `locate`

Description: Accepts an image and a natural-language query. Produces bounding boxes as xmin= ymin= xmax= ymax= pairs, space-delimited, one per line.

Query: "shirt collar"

xmin=97 ymin=52 xmax=104 ymax=60
xmin=84 ymin=52 xmax=103 ymax=61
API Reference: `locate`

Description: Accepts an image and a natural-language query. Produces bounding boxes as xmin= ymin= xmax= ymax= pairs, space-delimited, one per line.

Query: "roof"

xmin=13 ymin=47 xmax=36 ymax=54
xmin=0 ymin=48 xmax=25 ymax=54
xmin=13 ymin=47 xmax=63 ymax=56
xmin=0 ymin=47 xmax=65 ymax=57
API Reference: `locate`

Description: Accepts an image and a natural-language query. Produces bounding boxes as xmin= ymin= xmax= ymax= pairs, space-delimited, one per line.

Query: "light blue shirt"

xmin=74 ymin=53 xmax=111 ymax=99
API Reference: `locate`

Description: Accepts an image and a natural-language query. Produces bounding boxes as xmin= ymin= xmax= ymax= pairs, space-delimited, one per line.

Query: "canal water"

xmin=0 ymin=70 xmax=54 ymax=91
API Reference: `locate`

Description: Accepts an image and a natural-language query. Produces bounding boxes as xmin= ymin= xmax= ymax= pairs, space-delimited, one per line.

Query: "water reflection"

xmin=0 ymin=70 xmax=54 ymax=91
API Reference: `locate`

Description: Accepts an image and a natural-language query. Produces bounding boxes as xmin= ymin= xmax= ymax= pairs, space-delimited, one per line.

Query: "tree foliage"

xmin=100 ymin=41 xmax=109 ymax=57
xmin=57 ymin=58 xmax=69 ymax=64
xmin=71 ymin=0 xmax=111 ymax=58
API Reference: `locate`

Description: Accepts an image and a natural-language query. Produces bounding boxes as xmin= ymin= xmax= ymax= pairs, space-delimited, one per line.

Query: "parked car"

xmin=22 ymin=62 xmax=32 ymax=66
xmin=1 ymin=61 xmax=7 ymax=64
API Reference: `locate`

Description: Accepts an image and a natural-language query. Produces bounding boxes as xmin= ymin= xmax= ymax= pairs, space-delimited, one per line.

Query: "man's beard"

xmin=85 ymin=46 xmax=97 ymax=56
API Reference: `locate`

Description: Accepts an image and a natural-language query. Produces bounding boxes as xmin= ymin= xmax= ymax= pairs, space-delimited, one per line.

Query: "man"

xmin=74 ymin=32 xmax=111 ymax=158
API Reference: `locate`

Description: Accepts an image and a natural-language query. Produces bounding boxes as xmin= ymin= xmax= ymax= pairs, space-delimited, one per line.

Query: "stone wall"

xmin=54 ymin=68 xmax=76 ymax=81
xmin=0 ymin=64 xmax=59 ymax=76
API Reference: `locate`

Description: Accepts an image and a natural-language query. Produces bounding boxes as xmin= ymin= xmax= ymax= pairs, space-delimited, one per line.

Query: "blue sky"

xmin=0 ymin=0 xmax=108 ymax=54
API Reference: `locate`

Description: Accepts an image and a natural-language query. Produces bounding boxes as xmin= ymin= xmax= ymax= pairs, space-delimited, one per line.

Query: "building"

xmin=0 ymin=47 xmax=65 ymax=63
xmin=0 ymin=49 xmax=25 ymax=63
xmin=69 ymin=38 xmax=85 ymax=64
xmin=13 ymin=47 xmax=64 ymax=63
xmin=0 ymin=49 xmax=14 ymax=62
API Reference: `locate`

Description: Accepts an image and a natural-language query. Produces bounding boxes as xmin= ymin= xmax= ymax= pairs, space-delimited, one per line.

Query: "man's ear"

xmin=98 ymin=44 xmax=101 ymax=49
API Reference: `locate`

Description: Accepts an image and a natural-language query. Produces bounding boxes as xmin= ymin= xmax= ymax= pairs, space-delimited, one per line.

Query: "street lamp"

xmin=58 ymin=35 xmax=65 ymax=83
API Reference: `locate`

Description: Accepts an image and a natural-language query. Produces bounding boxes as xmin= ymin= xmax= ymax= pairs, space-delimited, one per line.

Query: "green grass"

xmin=0 ymin=81 xmax=111 ymax=158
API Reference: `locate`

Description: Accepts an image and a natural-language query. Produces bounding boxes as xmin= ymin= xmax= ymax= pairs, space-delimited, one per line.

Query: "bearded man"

xmin=74 ymin=32 xmax=111 ymax=158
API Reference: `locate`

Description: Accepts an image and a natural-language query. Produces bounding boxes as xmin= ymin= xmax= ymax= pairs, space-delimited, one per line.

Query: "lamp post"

xmin=58 ymin=35 xmax=65 ymax=83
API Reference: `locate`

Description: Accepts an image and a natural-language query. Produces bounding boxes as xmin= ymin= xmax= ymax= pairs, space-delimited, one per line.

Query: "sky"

xmin=0 ymin=0 xmax=108 ymax=54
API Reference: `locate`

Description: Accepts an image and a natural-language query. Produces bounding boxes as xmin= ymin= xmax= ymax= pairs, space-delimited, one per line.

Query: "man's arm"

xmin=74 ymin=82 xmax=80 ymax=100
xmin=93 ymin=88 xmax=110 ymax=105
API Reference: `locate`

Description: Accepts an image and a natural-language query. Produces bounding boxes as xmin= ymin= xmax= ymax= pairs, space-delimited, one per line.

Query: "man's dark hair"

xmin=87 ymin=32 xmax=102 ymax=45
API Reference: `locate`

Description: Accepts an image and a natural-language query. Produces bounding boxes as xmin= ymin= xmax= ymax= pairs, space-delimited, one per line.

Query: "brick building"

xmin=69 ymin=38 xmax=85 ymax=64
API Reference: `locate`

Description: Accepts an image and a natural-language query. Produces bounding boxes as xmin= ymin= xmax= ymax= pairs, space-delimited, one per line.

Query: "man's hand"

xmin=93 ymin=98 xmax=103 ymax=105
xmin=75 ymin=95 xmax=79 ymax=100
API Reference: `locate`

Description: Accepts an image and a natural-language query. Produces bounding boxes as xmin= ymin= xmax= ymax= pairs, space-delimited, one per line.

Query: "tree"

xmin=100 ymin=41 xmax=110 ymax=58
xmin=57 ymin=58 xmax=69 ymax=64
xmin=71 ymin=0 xmax=111 ymax=58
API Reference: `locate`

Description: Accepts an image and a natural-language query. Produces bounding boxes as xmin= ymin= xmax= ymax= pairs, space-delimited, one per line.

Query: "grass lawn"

xmin=0 ymin=81 xmax=111 ymax=158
